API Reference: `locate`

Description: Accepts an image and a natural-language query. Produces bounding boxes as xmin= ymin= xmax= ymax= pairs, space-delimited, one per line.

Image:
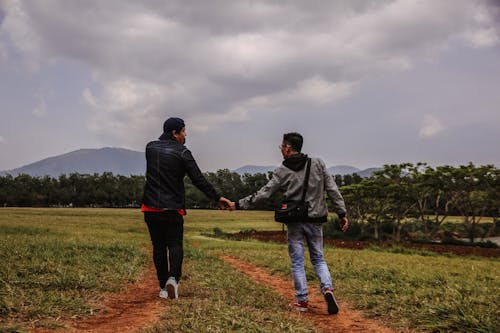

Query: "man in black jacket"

xmin=142 ymin=117 xmax=233 ymax=299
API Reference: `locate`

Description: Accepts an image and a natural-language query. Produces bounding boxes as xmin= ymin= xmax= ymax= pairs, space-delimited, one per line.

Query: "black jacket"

xmin=142 ymin=139 xmax=220 ymax=211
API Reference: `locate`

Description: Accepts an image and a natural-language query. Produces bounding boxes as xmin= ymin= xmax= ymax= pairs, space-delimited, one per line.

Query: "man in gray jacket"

xmin=235 ymin=132 xmax=349 ymax=314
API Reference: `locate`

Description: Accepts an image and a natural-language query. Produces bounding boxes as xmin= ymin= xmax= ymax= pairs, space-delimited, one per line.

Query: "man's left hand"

xmin=340 ymin=217 xmax=349 ymax=232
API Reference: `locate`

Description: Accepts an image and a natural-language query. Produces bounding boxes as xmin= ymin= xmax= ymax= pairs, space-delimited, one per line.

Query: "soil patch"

xmin=31 ymin=260 xmax=163 ymax=333
xmin=221 ymin=255 xmax=396 ymax=333
xmin=229 ymin=231 xmax=500 ymax=258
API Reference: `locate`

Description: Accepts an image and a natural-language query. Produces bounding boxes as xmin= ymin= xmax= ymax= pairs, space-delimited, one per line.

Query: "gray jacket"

xmin=238 ymin=155 xmax=346 ymax=220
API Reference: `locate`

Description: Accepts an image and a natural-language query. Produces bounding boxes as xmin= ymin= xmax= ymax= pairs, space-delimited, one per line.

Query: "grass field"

xmin=0 ymin=208 xmax=499 ymax=332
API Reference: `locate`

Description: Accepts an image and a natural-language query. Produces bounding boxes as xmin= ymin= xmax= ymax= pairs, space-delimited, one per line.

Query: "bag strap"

xmin=301 ymin=158 xmax=311 ymax=203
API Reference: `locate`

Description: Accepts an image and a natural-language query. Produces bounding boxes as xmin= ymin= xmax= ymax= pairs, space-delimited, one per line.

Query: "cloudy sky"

xmin=0 ymin=0 xmax=499 ymax=172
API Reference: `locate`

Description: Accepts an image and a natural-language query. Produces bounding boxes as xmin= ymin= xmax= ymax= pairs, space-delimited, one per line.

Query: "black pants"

xmin=144 ymin=211 xmax=184 ymax=289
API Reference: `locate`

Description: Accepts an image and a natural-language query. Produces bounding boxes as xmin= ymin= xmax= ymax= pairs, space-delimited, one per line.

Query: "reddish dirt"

xmin=31 ymin=260 xmax=163 ymax=333
xmin=26 ymin=232 xmax=497 ymax=333
xmin=229 ymin=230 xmax=500 ymax=258
xmin=221 ymin=255 xmax=396 ymax=333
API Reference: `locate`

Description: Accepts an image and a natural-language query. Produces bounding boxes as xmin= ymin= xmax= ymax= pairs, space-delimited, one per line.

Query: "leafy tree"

xmin=372 ymin=164 xmax=416 ymax=242
xmin=444 ymin=164 xmax=495 ymax=242
xmin=411 ymin=165 xmax=455 ymax=239
xmin=334 ymin=174 xmax=343 ymax=187
xmin=483 ymin=167 xmax=500 ymax=238
xmin=341 ymin=173 xmax=363 ymax=186
xmin=341 ymin=183 xmax=372 ymax=238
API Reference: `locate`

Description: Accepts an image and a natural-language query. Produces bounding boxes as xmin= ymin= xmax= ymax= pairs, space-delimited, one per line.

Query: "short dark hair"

xmin=283 ymin=132 xmax=303 ymax=152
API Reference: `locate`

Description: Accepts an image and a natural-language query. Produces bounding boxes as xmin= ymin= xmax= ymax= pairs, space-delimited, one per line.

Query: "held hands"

xmin=219 ymin=197 xmax=236 ymax=211
xmin=340 ymin=217 xmax=349 ymax=232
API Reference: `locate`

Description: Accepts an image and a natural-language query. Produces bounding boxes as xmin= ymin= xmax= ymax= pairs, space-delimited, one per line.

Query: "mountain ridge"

xmin=1 ymin=147 xmax=379 ymax=177
xmin=1 ymin=147 xmax=145 ymax=177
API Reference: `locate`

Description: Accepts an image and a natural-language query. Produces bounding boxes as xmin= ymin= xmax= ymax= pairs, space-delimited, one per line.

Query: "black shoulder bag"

xmin=274 ymin=158 xmax=311 ymax=224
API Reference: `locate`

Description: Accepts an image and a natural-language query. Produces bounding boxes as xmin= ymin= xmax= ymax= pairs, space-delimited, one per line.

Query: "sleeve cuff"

xmin=337 ymin=212 xmax=346 ymax=219
xmin=235 ymin=201 xmax=240 ymax=210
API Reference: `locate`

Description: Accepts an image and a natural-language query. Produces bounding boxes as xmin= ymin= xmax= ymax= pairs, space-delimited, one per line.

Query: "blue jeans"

xmin=287 ymin=223 xmax=333 ymax=302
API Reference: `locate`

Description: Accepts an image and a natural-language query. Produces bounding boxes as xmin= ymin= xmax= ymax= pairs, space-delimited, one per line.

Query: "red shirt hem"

xmin=141 ymin=204 xmax=185 ymax=216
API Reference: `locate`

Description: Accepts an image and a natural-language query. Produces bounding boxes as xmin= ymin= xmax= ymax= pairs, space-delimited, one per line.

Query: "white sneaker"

xmin=166 ymin=277 xmax=178 ymax=299
xmin=159 ymin=288 xmax=168 ymax=299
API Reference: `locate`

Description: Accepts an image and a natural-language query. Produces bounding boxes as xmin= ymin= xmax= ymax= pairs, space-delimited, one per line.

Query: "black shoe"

xmin=324 ymin=288 xmax=339 ymax=314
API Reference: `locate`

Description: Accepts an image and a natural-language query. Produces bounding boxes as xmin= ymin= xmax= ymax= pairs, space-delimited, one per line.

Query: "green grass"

xmin=143 ymin=245 xmax=316 ymax=333
xmin=0 ymin=208 xmax=148 ymax=331
xmin=184 ymin=210 xmax=281 ymax=234
xmin=330 ymin=250 xmax=498 ymax=332
xmin=201 ymin=239 xmax=500 ymax=332
xmin=1 ymin=208 xmax=499 ymax=332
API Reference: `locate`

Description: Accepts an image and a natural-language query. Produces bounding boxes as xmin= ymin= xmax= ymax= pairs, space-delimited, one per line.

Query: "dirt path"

xmin=30 ymin=254 xmax=395 ymax=333
xmin=221 ymin=255 xmax=396 ymax=333
xmin=31 ymin=261 xmax=163 ymax=333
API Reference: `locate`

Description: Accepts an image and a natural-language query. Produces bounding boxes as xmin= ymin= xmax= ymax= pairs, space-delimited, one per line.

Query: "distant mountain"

xmin=357 ymin=167 xmax=382 ymax=178
xmin=233 ymin=165 xmax=277 ymax=175
xmin=0 ymin=147 xmax=382 ymax=179
xmin=1 ymin=147 xmax=145 ymax=177
xmin=328 ymin=165 xmax=361 ymax=175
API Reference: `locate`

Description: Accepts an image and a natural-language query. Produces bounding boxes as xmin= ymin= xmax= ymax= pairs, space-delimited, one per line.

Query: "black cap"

xmin=163 ymin=117 xmax=185 ymax=133
xmin=159 ymin=117 xmax=185 ymax=140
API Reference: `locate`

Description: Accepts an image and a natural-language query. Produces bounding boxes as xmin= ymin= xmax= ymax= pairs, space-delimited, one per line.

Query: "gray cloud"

xmin=1 ymin=0 xmax=499 ymax=169
xmin=0 ymin=2 xmax=5 ymax=23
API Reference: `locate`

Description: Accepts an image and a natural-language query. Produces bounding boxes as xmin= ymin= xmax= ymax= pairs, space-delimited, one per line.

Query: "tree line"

xmin=339 ymin=163 xmax=499 ymax=243
xmin=0 ymin=163 xmax=498 ymax=243
xmin=0 ymin=171 xmax=279 ymax=209
xmin=0 ymin=173 xmax=145 ymax=208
